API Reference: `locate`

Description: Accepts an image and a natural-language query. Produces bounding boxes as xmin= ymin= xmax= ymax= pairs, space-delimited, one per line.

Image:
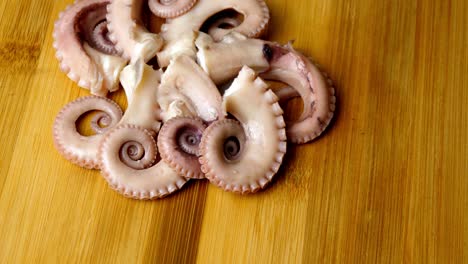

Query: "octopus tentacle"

xmin=78 ymin=5 xmax=118 ymax=55
xmin=159 ymin=55 xmax=223 ymax=122
xmin=88 ymin=21 xmax=118 ymax=55
xmin=53 ymin=0 xmax=126 ymax=96
xmin=96 ymin=60 xmax=190 ymax=199
xmin=157 ymin=0 xmax=270 ymax=67
xmin=158 ymin=117 xmax=206 ymax=179
xmin=199 ymin=66 xmax=287 ymax=193
xmin=118 ymin=59 xmax=163 ymax=132
xmin=148 ymin=0 xmax=198 ymax=18
xmin=196 ymin=32 xmax=270 ymax=85
xmin=120 ymin=141 xmax=147 ymax=169
xmin=90 ymin=111 xmax=113 ymax=134
xmin=260 ymin=44 xmax=336 ymax=143
xmin=99 ymin=124 xmax=187 ymax=199
xmin=197 ymin=36 xmax=336 ymax=143
xmin=53 ymin=96 xmax=123 ymax=169
xmin=106 ymin=0 xmax=164 ymax=62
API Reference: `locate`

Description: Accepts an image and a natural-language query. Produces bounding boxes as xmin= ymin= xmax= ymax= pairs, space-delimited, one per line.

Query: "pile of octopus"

xmin=52 ymin=0 xmax=336 ymax=199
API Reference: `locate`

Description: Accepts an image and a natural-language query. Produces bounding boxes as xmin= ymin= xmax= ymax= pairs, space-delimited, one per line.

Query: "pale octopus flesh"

xmin=52 ymin=0 xmax=336 ymax=199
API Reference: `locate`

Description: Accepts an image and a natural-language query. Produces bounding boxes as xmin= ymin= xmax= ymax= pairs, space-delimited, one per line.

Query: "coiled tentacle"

xmin=261 ymin=44 xmax=336 ymax=143
xmin=90 ymin=111 xmax=113 ymax=134
xmin=53 ymin=0 xmax=126 ymax=96
xmin=99 ymin=124 xmax=188 ymax=199
xmin=158 ymin=117 xmax=206 ymax=179
xmin=53 ymin=96 xmax=123 ymax=169
xmin=199 ymin=66 xmax=287 ymax=193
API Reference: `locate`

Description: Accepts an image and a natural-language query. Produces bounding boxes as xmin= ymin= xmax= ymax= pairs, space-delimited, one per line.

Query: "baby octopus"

xmin=52 ymin=0 xmax=337 ymax=199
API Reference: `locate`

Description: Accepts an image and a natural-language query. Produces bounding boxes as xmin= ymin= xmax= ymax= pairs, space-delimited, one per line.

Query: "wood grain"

xmin=0 ymin=0 xmax=467 ymax=263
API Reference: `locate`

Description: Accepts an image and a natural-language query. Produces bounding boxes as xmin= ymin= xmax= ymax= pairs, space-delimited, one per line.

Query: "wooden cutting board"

xmin=0 ymin=0 xmax=467 ymax=262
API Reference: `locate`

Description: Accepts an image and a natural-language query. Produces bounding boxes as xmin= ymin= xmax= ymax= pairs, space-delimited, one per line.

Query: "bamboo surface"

xmin=0 ymin=0 xmax=467 ymax=263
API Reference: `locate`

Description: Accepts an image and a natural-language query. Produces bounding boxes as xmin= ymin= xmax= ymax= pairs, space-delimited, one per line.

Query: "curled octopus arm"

xmin=98 ymin=61 xmax=188 ymax=199
xmin=199 ymin=66 xmax=287 ymax=193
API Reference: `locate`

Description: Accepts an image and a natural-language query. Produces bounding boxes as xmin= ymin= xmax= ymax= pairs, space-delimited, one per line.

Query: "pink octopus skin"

xmin=261 ymin=44 xmax=336 ymax=143
xmin=98 ymin=61 xmax=188 ymax=199
xmin=53 ymin=96 xmax=123 ymax=169
xmin=157 ymin=0 xmax=270 ymax=67
xmin=199 ymin=66 xmax=287 ymax=194
xmin=53 ymin=0 xmax=127 ymax=96
xmin=158 ymin=117 xmax=206 ymax=179
xmin=106 ymin=0 xmax=164 ymax=62
xmin=149 ymin=0 xmax=198 ymax=18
